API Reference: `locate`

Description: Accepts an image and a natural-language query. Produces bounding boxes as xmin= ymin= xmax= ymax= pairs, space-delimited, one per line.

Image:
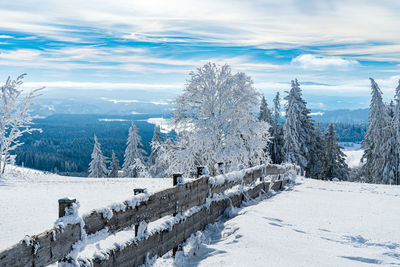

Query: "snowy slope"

xmin=0 ymin=166 xmax=171 ymax=251
xmin=156 ymin=178 xmax=400 ymax=266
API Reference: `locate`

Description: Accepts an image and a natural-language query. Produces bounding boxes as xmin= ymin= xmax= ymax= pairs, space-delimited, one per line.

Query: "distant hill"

xmin=311 ymin=109 xmax=369 ymax=124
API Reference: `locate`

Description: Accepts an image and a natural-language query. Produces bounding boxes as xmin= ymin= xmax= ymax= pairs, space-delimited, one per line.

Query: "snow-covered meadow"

xmin=1 ymin=166 xmax=400 ymax=266
xmin=155 ymin=178 xmax=400 ymax=266
xmin=0 ymin=167 xmax=170 ymax=251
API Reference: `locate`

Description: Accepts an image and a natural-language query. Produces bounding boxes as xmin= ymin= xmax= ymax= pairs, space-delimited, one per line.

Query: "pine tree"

xmin=395 ymin=80 xmax=400 ymax=185
xmin=148 ymin=126 xmax=163 ymax=177
xmin=361 ymin=78 xmax=388 ymax=183
xmin=307 ymin=124 xmax=324 ymax=179
xmin=108 ymin=150 xmax=119 ymax=178
xmin=271 ymin=92 xmax=284 ymax=164
xmin=258 ymin=95 xmax=272 ymax=124
xmin=122 ymin=121 xmax=147 ymax=177
xmin=258 ymin=95 xmax=273 ymax=162
xmin=88 ymin=135 xmax=108 ymax=178
xmin=282 ymin=79 xmax=312 ymax=172
xmin=321 ymin=124 xmax=349 ymax=180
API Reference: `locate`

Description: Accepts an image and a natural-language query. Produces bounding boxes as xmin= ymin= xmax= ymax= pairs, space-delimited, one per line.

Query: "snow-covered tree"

xmin=361 ymin=78 xmax=389 ymax=183
xmin=0 ymin=74 xmax=43 ymax=174
xmin=122 ymin=121 xmax=148 ymax=177
xmin=162 ymin=63 xmax=270 ymax=177
xmin=258 ymin=95 xmax=272 ymax=124
xmin=394 ymin=80 xmax=400 ymax=185
xmin=271 ymin=92 xmax=284 ymax=164
xmin=88 ymin=135 xmax=108 ymax=178
xmin=108 ymin=150 xmax=119 ymax=178
xmin=282 ymin=79 xmax=312 ymax=171
xmin=321 ymin=124 xmax=349 ymax=180
xmin=148 ymin=125 xmax=163 ymax=177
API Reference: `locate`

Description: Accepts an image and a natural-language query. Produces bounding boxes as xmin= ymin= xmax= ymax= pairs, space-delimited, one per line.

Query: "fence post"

xmin=197 ymin=166 xmax=205 ymax=178
xmin=58 ymin=197 xmax=76 ymax=218
xmin=173 ymin=173 xmax=183 ymax=186
xmin=134 ymin=189 xmax=147 ymax=236
xmin=217 ymin=162 xmax=225 ymax=175
xmin=172 ymin=173 xmax=184 ymax=256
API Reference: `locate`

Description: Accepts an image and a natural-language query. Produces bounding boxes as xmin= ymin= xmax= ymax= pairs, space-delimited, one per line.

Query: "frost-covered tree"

xmin=306 ymin=124 xmax=325 ymax=179
xmin=321 ymin=124 xmax=349 ymax=180
xmin=162 ymin=63 xmax=270 ymax=177
xmin=108 ymin=150 xmax=119 ymax=178
xmin=0 ymin=74 xmax=43 ymax=174
xmin=271 ymin=92 xmax=284 ymax=164
xmin=394 ymin=80 xmax=400 ymax=185
xmin=122 ymin=121 xmax=148 ymax=177
xmin=258 ymin=96 xmax=272 ymax=124
xmin=148 ymin=126 xmax=163 ymax=177
xmin=282 ymin=79 xmax=312 ymax=172
xmin=361 ymin=78 xmax=388 ymax=183
xmin=88 ymin=135 xmax=108 ymax=178
xmin=258 ymin=95 xmax=273 ymax=162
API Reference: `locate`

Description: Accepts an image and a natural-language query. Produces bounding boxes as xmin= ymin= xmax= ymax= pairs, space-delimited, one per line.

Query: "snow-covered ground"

xmin=342 ymin=142 xmax=364 ymax=168
xmin=2 ymin=166 xmax=400 ymax=266
xmin=156 ymin=178 xmax=400 ymax=266
xmin=0 ymin=166 xmax=170 ymax=251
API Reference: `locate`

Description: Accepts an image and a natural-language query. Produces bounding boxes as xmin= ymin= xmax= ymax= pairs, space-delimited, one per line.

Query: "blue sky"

xmin=0 ymin=0 xmax=399 ymax=108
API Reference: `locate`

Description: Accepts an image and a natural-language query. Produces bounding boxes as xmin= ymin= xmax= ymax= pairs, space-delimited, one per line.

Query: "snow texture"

xmin=154 ymin=178 xmax=400 ymax=266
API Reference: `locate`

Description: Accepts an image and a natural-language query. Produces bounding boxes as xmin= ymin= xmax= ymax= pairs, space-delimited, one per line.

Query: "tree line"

xmin=89 ymin=63 xmax=350 ymax=181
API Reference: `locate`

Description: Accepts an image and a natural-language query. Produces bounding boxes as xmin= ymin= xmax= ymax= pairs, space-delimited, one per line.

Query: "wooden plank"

xmin=0 ymin=164 xmax=290 ymax=267
xmin=271 ymin=180 xmax=283 ymax=191
xmin=0 ymin=223 xmax=81 ymax=267
xmin=88 ymin=179 xmax=276 ymax=267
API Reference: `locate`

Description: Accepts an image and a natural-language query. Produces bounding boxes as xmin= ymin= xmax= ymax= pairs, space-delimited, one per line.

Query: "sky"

xmin=0 ymin=0 xmax=399 ymax=109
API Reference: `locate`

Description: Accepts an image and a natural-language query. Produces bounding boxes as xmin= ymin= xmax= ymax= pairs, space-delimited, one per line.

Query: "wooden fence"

xmin=0 ymin=164 xmax=299 ymax=267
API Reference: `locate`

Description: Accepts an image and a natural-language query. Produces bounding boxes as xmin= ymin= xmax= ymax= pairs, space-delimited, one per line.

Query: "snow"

xmin=342 ymin=143 xmax=364 ymax=168
xmin=155 ymin=178 xmax=400 ymax=266
xmin=2 ymin=166 xmax=400 ymax=266
xmin=0 ymin=166 xmax=171 ymax=251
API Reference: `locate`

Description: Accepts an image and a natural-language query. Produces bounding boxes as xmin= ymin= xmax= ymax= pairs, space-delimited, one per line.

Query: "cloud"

xmin=23 ymin=81 xmax=181 ymax=91
xmin=291 ymin=54 xmax=359 ymax=69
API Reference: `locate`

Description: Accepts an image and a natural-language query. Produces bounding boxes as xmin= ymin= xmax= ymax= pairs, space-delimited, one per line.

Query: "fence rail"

xmin=0 ymin=164 xmax=299 ymax=267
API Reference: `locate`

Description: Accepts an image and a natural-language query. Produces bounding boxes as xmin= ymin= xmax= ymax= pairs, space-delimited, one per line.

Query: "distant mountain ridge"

xmin=311 ymin=109 xmax=369 ymax=124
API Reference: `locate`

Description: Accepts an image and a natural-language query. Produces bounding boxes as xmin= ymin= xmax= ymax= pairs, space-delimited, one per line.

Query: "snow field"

xmin=0 ymin=167 xmax=171 ymax=251
xmin=155 ymin=178 xmax=400 ymax=266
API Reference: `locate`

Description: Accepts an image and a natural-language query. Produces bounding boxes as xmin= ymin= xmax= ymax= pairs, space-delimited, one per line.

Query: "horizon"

xmin=0 ymin=0 xmax=399 ymax=110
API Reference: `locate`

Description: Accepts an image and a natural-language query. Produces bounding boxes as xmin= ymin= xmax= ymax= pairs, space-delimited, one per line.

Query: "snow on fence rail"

xmin=0 ymin=163 xmax=299 ymax=267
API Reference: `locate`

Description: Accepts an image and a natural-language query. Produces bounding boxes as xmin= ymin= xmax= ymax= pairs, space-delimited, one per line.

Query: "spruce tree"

xmin=394 ymin=80 xmax=400 ymax=185
xmin=321 ymin=124 xmax=349 ymax=180
xmin=108 ymin=150 xmax=119 ymax=178
xmin=271 ymin=92 xmax=284 ymax=164
xmin=283 ymin=79 xmax=312 ymax=172
xmin=148 ymin=126 xmax=162 ymax=177
xmin=258 ymin=95 xmax=272 ymax=124
xmin=307 ymin=124 xmax=324 ymax=179
xmin=122 ymin=121 xmax=147 ymax=177
xmin=361 ymin=78 xmax=388 ymax=183
xmin=258 ymin=95 xmax=273 ymax=162
xmin=88 ymin=135 xmax=108 ymax=178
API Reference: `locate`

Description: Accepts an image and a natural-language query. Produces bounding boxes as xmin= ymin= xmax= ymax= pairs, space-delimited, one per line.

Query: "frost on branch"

xmin=158 ymin=63 xmax=271 ymax=177
xmin=0 ymin=74 xmax=43 ymax=175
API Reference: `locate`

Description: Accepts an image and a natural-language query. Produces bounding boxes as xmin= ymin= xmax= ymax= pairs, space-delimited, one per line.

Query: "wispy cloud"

xmin=291 ymin=54 xmax=359 ymax=70
xmin=0 ymin=0 xmax=399 ymax=107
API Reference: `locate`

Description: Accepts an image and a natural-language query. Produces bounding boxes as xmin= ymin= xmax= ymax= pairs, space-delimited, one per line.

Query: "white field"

xmin=0 ymin=166 xmax=171 ymax=251
xmin=1 ymin=166 xmax=400 ymax=266
xmin=156 ymin=178 xmax=400 ymax=266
